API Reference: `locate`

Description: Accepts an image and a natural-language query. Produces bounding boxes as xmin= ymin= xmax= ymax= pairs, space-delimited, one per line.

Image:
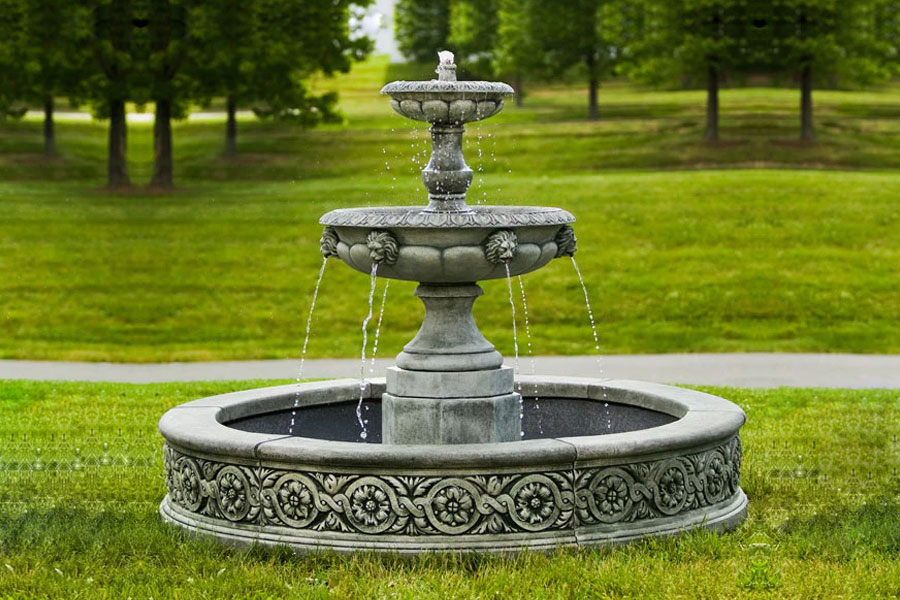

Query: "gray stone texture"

xmin=396 ymin=284 xmax=501 ymax=371
xmin=382 ymin=391 xmax=520 ymax=444
xmin=158 ymin=378 xmax=747 ymax=553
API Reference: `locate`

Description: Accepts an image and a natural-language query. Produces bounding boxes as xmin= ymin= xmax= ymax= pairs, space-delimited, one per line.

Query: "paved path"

xmin=24 ymin=110 xmax=255 ymax=123
xmin=2 ymin=354 xmax=899 ymax=388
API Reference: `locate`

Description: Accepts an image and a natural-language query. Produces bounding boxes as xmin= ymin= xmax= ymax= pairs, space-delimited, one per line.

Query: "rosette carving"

xmin=319 ymin=227 xmax=339 ymax=259
xmin=366 ymin=230 xmax=399 ymax=265
xmin=484 ymin=229 xmax=518 ymax=265
xmin=162 ymin=435 xmax=742 ymax=537
xmin=554 ymin=225 xmax=577 ymax=258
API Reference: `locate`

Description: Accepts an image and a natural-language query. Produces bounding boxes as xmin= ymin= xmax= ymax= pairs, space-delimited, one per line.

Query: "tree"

xmin=448 ymin=0 xmax=498 ymax=78
xmin=526 ymin=0 xmax=617 ymax=119
xmin=193 ymin=0 xmax=371 ymax=156
xmin=616 ymin=0 xmax=751 ymax=141
xmin=0 ymin=0 xmax=26 ymax=119
xmin=144 ymin=0 xmax=193 ymax=188
xmin=83 ymin=0 xmax=142 ymax=187
xmin=493 ymin=0 xmax=543 ymax=107
xmin=768 ymin=0 xmax=898 ymax=140
xmin=395 ymin=0 xmax=451 ymax=63
xmin=0 ymin=0 xmax=89 ymax=155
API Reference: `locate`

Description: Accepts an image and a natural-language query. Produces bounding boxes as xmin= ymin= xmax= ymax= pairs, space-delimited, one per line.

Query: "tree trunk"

xmin=43 ymin=97 xmax=56 ymax=157
xmin=151 ymin=99 xmax=174 ymax=188
xmin=224 ymin=95 xmax=237 ymax=156
xmin=800 ymin=64 xmax=814 ymax=141
xmin=514 ymin=73 xmax=524 ymax=108
xmin=107 ymin=99 xmax=130 ymax=188
xmin=704 ymin=64 xmax=719 ymax=141
xmin=586 ymin=53 xmax=599 ymax=120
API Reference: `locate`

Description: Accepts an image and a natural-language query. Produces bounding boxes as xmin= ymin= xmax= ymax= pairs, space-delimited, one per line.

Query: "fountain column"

xmin=379 ymin=51 xmax=520 ymax=444
xmin=382 ymin=283 xmax=519 ymax=444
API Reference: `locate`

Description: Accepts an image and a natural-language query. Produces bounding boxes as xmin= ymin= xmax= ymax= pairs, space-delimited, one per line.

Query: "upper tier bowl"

xmin=381 ymin=80 xmax=514 ymax=124
xmin=319 ymin=205 xmax=575 ymax=283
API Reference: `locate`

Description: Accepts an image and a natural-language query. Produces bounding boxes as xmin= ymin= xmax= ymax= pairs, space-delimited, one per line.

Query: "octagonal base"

xmin=383 ymin=391 xmax=520 ymax=444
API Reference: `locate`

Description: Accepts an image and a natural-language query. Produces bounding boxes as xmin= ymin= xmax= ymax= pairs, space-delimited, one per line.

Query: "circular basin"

xmin=381 ymin=80 xmax=514 ymax=124
xmin=159 ymin=377 xmax=747 ymax=553
xmin=319 ymin=205 xmax=575 ymax=282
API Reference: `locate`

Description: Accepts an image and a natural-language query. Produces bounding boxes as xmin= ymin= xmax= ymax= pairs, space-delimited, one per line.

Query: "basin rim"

xmin=319 ymin=205 xmax=575 ymax=229
xmin=158 ymin=377 xmax=745 ymax=470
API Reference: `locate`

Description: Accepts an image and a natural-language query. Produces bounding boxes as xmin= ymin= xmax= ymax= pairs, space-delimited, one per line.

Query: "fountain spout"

xmin=436 ymin=50 xmax=456 ymax=81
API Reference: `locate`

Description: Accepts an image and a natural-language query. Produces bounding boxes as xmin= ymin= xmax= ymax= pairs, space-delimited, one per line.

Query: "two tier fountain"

xmin=159 ymin=53 xmax=747 ymax=553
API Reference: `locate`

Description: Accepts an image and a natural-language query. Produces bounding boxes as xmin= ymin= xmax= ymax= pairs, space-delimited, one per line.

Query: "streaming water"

xmin=288 ymin=257 xmax=328 ymax=436
xmin=368 ymin=279 xmax=390 ymax=375
xmin=570 ymin=255 xmax=603 ymax=370
xmin=357 ymin=262 xmax=379 ymax=440
xmin=570 ymin=255 xmax=610 ymax=428
xmin=504 ymin=264 xmax=524 ymax=436
xmin=517 ymin=275 xmax=542 ymax=435
xmin=470 ymin=128 xmax=486 ymax=204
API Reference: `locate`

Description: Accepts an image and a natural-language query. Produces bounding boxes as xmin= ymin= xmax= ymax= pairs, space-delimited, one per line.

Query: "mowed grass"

xmin=0 ymin=380 xmax=898 ymax=598
xmin=2 ymin=169 xmax=899 ymax=361
xmin=1 ymin=56 xmax=899 ymax=361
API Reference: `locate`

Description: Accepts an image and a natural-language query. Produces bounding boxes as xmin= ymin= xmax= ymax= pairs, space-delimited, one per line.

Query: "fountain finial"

xmin=436 ymin=50 xmax=456 ymax=81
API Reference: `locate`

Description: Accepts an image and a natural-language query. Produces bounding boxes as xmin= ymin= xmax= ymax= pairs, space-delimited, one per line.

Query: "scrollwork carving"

xmin=163 ymin=435 xmax=742 ymax=537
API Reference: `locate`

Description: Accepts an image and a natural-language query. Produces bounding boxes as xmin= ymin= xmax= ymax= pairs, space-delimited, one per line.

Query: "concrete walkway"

xmin=23 ymin=110 xmax=255 ymax=123
xmin=2 ymin=354 xmax=899 ymax=388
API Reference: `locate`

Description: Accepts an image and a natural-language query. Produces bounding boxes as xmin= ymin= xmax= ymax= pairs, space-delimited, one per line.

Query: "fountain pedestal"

xmin=384 ymin=283 xmax=520 ymax=444
xmin=158 ymin=51 xmax=747 ymax=554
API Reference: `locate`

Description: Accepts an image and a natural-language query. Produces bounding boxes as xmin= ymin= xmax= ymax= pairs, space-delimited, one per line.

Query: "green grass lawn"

xmin=1 ymin=169 xmax=899 ymax=361
xmin=0 ymin=380 xmax=897 ymax=598
xmin=1 ymin=56 xmax=899 ymax=361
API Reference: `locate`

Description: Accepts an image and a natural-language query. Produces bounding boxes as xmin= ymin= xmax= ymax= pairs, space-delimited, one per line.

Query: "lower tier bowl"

xmin=159 ymin=377 xmax=746 ymax=553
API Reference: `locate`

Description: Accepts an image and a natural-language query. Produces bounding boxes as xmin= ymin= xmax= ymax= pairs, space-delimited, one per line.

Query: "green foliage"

xmin=191 ymin=0 xmax=371 ymax=127
xmin=616 ymin=0 xmax=752 ymax=87
xmin=0 ymin=0 xmax=25 ymax=117
xmin=0 ymin=0 xmax=89 ymax=113
xmin=395 ymin=0 xmax=451 ymax=63
xmin=499 ymin=0 xmax=618 ymax=117
xmin=619 ymin=0 xmax=900 ymax=88
xmin=81 ymin=0 xmax=144 ymax=108
xmin=764 ymin=0 xmax=900 ymax=84
xmin=448 ymin=0 xmax=498 ymax=77
xmin=493 ymin=0 xmax=541 ymax=76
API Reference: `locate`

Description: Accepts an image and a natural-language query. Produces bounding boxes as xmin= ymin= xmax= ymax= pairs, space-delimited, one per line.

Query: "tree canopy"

xmin=192 ymin=0 xmax=371 ymax=158
xmin=395 ymin=0 xmax=451 ymax=63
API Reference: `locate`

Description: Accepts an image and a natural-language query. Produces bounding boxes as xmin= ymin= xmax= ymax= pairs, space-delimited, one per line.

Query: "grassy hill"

xmin=0 ymin=56 xmax=899 ymax=361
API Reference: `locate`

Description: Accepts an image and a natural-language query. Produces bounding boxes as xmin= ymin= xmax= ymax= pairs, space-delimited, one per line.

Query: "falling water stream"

xmin=288 ymin=257 xmax=328 ymax=436
xmin=504 ymin=264 xmax=524 ymax=436
xmin=570 ymin=256 xmax=602 ymax=367
xmin=517 ymin=275 xmax=543 ymax=435
xmin=369 ymin=279 xmax=390 ymax=375
xmin=570 ymin=255 xmax=611 ymax=429
xmin=357 ymin=262 xmax=379 ymax=440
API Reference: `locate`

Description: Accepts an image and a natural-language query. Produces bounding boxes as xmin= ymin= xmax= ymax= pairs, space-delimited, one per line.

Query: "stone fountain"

xmin=159 ymin=53 xmax=747 ymax=553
